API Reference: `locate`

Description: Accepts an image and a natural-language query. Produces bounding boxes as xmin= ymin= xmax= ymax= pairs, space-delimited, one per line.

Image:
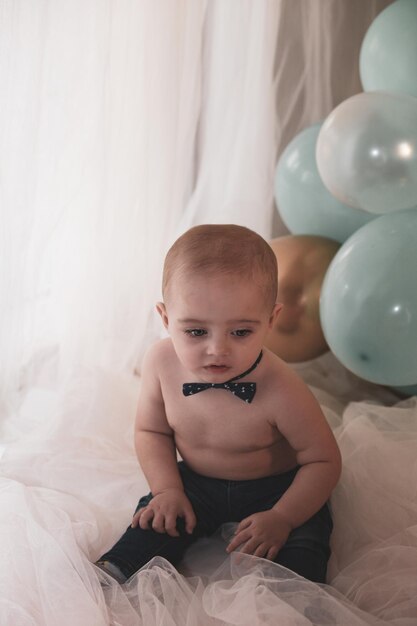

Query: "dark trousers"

xmin=100 ymin=462 xmax=333 ymax=583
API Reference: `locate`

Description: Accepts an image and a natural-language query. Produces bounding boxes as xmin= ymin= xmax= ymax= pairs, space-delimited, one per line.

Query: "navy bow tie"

xmin=183 ymin=351 xmax=263 ymax=403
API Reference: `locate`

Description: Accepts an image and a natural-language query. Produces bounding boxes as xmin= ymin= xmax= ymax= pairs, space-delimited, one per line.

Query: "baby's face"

xmin=158 ymin=273 xmax=281 ymax=382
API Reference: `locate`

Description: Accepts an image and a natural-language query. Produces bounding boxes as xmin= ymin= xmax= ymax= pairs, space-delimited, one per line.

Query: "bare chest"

xmin=164 ymin=386 xmax=280 ymax=452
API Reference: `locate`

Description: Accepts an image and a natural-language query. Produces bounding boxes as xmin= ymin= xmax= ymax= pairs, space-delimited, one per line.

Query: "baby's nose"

xmin=207 ymin=335 xmax=230 ymax=356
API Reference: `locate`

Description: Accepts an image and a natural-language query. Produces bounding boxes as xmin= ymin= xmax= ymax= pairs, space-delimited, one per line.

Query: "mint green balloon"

xmin=320 ymin=208 xmax=417 ymax=386
xmin=316 ymin=92 xmax=417 ymax=214
xmin=360 ymin=0 xmax=417 ymax=98
xmin=275 ymin=124 xmax=374 ymax=243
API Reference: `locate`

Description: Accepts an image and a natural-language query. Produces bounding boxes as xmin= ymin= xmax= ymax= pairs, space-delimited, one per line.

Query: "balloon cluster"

xmin=271 ymin=0 xmax=417 ymax=389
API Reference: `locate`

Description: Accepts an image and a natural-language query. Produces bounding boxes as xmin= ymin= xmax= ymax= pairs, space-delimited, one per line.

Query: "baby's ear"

xmin=269 ymin=303 xmax=283 ymax=328
xmin=156 ymin=302 xmax=169 ymax=329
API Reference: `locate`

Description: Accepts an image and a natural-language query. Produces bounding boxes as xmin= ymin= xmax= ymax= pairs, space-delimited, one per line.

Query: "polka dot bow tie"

xmin=182 ymin=351 xmax=263 ymax=404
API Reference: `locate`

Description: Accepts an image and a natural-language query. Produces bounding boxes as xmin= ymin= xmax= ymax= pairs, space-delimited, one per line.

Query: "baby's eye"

xmin=232 ymin=329 xmax=252 ymax=337
xmin=185 ymin=329 xmax=207 ymax=337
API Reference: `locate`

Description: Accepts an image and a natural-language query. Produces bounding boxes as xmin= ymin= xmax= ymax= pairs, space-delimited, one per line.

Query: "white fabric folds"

xmin=1 ymin=356 xmax=416 ymax=625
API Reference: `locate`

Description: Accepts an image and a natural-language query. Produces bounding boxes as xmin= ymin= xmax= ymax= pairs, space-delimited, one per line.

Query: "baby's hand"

xmin=226 ymin=510 xmax=292 ymax=561
xmin=131 ymin=488 xmax=196 ymax=537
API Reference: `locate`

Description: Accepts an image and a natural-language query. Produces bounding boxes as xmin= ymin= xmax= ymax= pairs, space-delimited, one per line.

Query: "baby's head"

xmin=162 ymin=224 xmax=278 ymax=311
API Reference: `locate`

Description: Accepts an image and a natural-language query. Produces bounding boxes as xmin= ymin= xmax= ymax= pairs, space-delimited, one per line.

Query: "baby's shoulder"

xmin=144 ymin=336 xmax=174 ymax=360
xmin=262 ymin=348 xmax=312 ymax=399
xmin=262 ymin=347 xmax=293 ymax=379
xmin=143 ymin=338 xmax=178 ymax=373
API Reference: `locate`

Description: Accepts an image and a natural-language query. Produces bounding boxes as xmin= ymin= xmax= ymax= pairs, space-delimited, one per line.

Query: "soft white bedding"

xmin=1 ymin=353 xmax=416 ymax=625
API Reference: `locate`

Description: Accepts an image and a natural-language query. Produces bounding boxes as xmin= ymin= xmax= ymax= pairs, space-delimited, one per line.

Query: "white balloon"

xmin=316 ymin=92 xmax=417 ymax=214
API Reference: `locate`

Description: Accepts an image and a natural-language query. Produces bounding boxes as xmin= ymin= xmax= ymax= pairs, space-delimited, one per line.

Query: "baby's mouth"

xmin=204 ymin=364 xmax=229 ymax=374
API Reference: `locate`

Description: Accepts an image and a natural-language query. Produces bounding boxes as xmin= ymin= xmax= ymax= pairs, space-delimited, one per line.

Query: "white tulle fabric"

xmin=1 ymin=354 xmax=416 ymax=626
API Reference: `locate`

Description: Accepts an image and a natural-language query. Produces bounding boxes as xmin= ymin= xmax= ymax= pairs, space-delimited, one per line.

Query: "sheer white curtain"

xmin=0 ymin=0 xmax=390 ymax=418
xmin=0 ymin=0 xmax=207 ymax=413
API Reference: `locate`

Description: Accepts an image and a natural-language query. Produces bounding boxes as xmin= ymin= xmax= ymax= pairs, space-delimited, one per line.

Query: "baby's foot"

xmin=95 ymin=560 xmax=127 ymax=584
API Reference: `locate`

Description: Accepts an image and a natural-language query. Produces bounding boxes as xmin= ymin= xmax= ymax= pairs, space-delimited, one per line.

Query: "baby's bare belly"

xmin=176 ymin=439 xmax=298 ymax=481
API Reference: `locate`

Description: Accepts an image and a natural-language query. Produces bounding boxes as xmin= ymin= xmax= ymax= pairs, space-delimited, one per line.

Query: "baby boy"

xmin=96 ymin=224 xmax=341 ymax=584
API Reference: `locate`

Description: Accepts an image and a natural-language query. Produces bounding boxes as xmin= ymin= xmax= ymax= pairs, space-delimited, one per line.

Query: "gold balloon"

xmin=266 ymin=235 xmax=340 ymax=363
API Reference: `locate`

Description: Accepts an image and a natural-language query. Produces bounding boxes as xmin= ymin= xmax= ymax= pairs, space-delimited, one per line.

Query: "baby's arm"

xmin=228 ymin=368 xmax=341 ymax=559
xmin=132 ymin=344 xmax=196 ymax=536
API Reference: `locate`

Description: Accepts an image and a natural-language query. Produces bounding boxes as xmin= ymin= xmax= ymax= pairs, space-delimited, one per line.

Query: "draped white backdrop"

xmin=0 ymin=0 xmax=391 ymax=410
xmin=4 ymin=3 xmax=416 ymax=626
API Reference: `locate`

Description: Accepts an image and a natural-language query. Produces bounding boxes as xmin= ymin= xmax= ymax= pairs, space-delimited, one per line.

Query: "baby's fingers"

xmin=184 ymin=507 xmax=197 ymax=534
xmin=234 ymin=517 xmax=252 ymax=536
xmin=237 ymin=537 xmax=261 ymax=556
xmin=138 ymin=507 xmax=154 ymax=530
xmin=164 ymin=514 xmax=180 ymax=537
xmin=151 ymin=511 xmax=167 ymax=534
xmin=266 ymin=546 xmax=279 ymax=561
xmin=131 ymin=509 xmax=143 ymax=528
xmin=226 ymin=529 xmax=251 ymax=553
